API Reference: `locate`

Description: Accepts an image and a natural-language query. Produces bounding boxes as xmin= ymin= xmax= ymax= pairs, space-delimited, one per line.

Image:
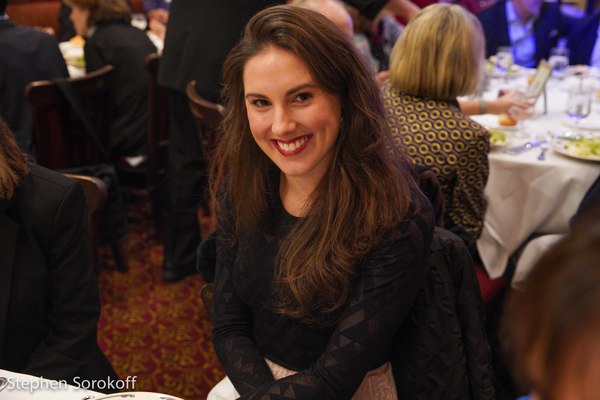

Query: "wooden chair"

xmin=25 ymin=65 xmax=115 ymax=168
xmin=144 ymin=52 xmax=170 ymax=237
xmin=25 ymin=65 xmax=128 ymax=271
xmin=185 ymin=80 xmax=224 ymax=174
xmin=64 ymin=174 xmax=107 ymax=271
xmin=185 ymin=80 xmax=224 ymax=237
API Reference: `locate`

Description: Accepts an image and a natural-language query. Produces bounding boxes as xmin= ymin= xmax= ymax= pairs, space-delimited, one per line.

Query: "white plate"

xmin=87 ymin=392 xmax=184 ymax=400
xmin=562 ymin=117 xmax=600 ymax=131
xmin=552 ymin=139 xmax=600 ymax=162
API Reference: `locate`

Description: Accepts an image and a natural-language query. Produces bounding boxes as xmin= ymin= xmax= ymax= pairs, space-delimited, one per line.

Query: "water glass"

xmin=508 ymin=91 xmax=537 ymax=139
xmin=566 ymin=87 xmax=592 ymax=127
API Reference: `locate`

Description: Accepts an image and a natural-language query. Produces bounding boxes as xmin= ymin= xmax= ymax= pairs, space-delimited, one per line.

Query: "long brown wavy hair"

xmin=0 ymin=118 xmax=29 ymax=200
xmin=213 ymin=5 xmax=415 ymax=324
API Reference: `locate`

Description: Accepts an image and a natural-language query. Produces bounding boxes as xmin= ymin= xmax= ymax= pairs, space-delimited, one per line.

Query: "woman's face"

xmin=243 ymin=46 xmax=341 ymax=188
xmin=69 ymin=5 xmax=90 ymax=36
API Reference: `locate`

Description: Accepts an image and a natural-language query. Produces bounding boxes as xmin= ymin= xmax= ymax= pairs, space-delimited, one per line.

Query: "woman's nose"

xmin=271 ymin=107 xmax=296 ymax=136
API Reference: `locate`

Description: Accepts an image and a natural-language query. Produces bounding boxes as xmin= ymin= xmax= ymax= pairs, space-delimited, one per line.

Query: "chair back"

xmin=64 ymin=173 xmax=107 ymax=271
xmin=25 ymin=65 xmax=116 ymax=169
xmin=185 ymin=80 xmax=224 ymax=170
xmin=144 ymin=53 xmax=169 ymax=194
xmin=392 ymin=227 xmax=494 ymax=399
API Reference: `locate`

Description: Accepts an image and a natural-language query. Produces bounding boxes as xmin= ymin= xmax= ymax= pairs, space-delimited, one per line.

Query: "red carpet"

xmin=97 ymin=197 xmax=224 ymax=400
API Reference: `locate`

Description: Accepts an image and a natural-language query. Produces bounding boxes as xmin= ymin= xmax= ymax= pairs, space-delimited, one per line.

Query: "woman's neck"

xmin=279 ymin=173 xmax=317 ymax=217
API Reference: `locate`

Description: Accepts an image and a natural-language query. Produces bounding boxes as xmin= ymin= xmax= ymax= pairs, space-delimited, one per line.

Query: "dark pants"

xmin=164 ymin=89 xmax=205 ymax=272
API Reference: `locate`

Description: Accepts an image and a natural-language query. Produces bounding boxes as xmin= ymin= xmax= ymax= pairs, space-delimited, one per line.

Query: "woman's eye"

xmin=295 ymin=93 xmax=312 ymax=103
xmin=251 ymin=99 xmax=270 ymax=107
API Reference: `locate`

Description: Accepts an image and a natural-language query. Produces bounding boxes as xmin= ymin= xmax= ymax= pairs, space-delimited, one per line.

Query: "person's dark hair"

xmin=213 ymin=5 xmax=415 ymax=324
xmin=501 ymin=218 xmax=600 ymax=399
xmin=0 ymin=0 xmax=7 ymax=15
xmin=0 ymin=118 xmax=29 ymax=200
xmin=65 ymin=0 xmax=131 ymax=26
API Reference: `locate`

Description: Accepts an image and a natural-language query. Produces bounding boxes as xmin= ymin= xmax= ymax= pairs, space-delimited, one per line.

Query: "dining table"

xmin=470 ymin=70 xmax=600 ymax=286
xmin=0 ymin=369 xmax=102 ymax=400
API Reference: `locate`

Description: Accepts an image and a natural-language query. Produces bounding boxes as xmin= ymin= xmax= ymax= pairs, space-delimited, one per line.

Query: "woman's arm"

xmin=459 ymin=92 xmax=534 ymax=116
xmin=221 ymin=200 xmax=434 ymax=399
xmin=211 ymin=228 xmax=275 ymax=393
xmin=446 ymin=126 xmax=490 ymax=245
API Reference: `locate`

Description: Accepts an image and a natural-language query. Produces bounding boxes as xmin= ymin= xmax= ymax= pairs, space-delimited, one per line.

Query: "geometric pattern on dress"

xmin=382 ymin=81 xmax=490 ymax=245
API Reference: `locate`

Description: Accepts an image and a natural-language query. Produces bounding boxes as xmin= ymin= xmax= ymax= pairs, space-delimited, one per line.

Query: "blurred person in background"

xmin=0 ymin=117 xmax=118 ymax=387
xmin=144 ymin=0 xmax=169 ymax=39
xmin=66 ymin=0 xmax=156 ymax=159
xmin=381 ymin=3 xmax=489 ymax=250
xmin=0 ymin=0 xmax=68 ymax=154
xmin=476 ymin=0 xmax=569 ymax=67
xmin=567 ymin=4 xmax=600 ymax=67
xmin=501 ymin=215 xmax=600 ymax=400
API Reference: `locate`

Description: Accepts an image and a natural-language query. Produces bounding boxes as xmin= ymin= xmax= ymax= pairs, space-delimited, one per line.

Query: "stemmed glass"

xmin=495 ymin=46 xmax=514 ymax=81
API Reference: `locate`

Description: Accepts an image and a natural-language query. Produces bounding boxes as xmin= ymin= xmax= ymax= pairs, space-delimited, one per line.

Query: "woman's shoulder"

xmin=20 ymin=163 xmax=78 ymax=194
xmin=361 ymin=187 xmax=434 ymax=272
xmin=377 ymin=186 xmax=434 ymax=249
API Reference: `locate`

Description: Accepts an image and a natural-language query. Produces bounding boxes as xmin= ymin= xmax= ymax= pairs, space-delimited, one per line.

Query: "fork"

xmin=538 ymin=141 xmax=549 ymax=161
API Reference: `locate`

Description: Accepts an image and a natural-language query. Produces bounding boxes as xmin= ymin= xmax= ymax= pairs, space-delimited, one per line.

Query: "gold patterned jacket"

xmin=381 ymin=81 xmax=490 ymax=245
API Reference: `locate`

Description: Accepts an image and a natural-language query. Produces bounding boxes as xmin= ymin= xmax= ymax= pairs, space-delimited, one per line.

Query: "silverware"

xmin=0 ymin=377 xmax=8 ymax=392
xmin=504 ymin=140 xmax=544 ymax=155
xmin=538 ymin=141 xmax=549 ymax=160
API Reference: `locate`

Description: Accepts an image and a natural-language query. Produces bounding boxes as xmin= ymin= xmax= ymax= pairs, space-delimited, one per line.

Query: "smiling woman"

xmin=207 ymin=5 xmax=434 ymax=400
xmin=243 ymin=47 xmax=342 ymax=215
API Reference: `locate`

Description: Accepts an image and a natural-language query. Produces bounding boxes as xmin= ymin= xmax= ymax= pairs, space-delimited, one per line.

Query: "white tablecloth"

xmin=471 ymin=76 xmax=600 ymax=280
xmin=0 ymin=369 xmax=101 ymax=400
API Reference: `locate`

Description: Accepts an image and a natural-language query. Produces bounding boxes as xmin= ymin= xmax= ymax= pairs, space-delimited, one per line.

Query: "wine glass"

xmin=566 ymin=86 xmax=592 ymax=130
xmin=495 ymin=46 xmax=514 ymax=81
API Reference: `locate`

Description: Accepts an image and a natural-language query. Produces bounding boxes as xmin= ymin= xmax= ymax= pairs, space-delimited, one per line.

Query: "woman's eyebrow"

xmin=245 ymin=82 xmax=318 ymax=99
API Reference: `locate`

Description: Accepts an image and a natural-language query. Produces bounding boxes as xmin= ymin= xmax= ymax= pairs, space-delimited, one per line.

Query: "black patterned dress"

xmin=211 ymin=172 xmax=435 ymax=399
xmin=381 ymin=80 xmax=490 ymax=246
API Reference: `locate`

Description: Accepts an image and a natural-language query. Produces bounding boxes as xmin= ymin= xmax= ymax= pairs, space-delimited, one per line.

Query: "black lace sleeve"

xmin=213 ymin=195 xmax=434 ymax=399
xmin=211 ymin=190 xmax=275 ymax=393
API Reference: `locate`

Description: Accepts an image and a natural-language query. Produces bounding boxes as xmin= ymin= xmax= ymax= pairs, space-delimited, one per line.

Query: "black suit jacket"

xmin=568 ymin=12 xmax=600 ymax=66
xmin=0 ymin=164 xmax=116 ymax=385
xmin=477 ymin=0 xmax=564 ymax=65
xmin=85 ymin=22 xmax=157 ymax=157
xmin=158 ymin=0 xmax=388 ymax=102
xmin=0 ymin=20 xmax=69 ymax=153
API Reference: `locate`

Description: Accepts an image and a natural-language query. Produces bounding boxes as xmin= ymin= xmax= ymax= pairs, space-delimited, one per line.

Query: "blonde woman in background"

xmin=382 ymin=3 xmax=489 ymax=249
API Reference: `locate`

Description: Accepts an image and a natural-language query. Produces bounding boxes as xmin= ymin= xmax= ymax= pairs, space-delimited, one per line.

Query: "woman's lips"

xmin=272 ymin=135 xmax=311 ymax=156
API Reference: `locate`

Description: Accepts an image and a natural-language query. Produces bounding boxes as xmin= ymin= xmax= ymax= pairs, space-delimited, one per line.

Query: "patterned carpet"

xmin=97 ymin=197 xmax=224 ymax=400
